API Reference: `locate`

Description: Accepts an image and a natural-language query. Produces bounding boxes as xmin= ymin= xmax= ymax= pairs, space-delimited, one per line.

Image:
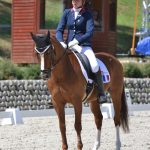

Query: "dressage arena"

xmin=0 ymin=110 xmax=150 ymax=150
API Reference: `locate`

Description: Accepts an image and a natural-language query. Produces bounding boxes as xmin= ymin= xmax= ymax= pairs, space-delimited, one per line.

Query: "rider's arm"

xmin=56 ymin=9 xmax=68 ymax=42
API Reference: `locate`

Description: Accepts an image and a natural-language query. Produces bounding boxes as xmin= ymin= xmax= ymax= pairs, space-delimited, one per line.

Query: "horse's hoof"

xmin=77 ymin=142 xmax=83 ymax=150
xmin=62 ymin=144 xmax=68 ymax=150
xmin=92 ymin=141 xmax=100 ymax=150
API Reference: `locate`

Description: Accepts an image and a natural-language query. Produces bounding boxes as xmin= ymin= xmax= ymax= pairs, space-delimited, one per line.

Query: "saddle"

xmin=74 ymin=51 xmax=95 ymax=80
xmin=74 ymin=51 xmax=95 ymax=102
xmin=71 ymin=51 xmax=110 ymax=102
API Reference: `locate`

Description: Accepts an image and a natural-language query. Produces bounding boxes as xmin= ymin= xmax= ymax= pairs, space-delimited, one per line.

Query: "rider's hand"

xmin=68 ymin=39 xmax=79 ymax=48
xmin=60 ymin=42 xmax=67 ymax=49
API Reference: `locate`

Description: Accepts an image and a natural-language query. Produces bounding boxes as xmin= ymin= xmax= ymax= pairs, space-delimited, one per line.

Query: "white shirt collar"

xmin=73 ymin=7 xmax=82 ymax=12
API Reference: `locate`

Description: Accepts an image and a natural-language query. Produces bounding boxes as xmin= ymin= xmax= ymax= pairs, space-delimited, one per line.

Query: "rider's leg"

xmin=82 ymin=46 xmax=107 ymax=103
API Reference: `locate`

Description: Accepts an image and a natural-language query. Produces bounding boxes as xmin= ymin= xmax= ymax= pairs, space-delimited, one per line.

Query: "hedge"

xmin=0 ymin=59 xmax=150 ymax=79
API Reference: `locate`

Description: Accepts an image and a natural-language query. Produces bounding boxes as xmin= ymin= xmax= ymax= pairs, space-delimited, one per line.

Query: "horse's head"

xmin=31 ymin=31 xmax=54 ymax=79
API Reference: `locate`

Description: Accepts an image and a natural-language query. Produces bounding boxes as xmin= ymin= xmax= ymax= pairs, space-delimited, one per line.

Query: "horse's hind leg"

xmin=74 ymin=101 xmax=83 ymax=150
xmin=90 ymin=101 xmax=103 ymax=150
xmin=53 ymin=101 xmax=68 ymax=150
xmin=109 ymin=90 xmax=122 ymax=150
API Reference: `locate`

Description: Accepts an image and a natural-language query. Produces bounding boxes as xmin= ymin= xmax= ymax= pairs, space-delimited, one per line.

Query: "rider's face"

xmin=72 ymin=0 xmax=83 ymax=9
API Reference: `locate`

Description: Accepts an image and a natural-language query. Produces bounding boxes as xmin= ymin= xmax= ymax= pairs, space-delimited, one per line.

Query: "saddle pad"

xmin=97 ymin=58 xmax=110 ymax=83
xmin=73 ymin=52 xmax=110 ymax=83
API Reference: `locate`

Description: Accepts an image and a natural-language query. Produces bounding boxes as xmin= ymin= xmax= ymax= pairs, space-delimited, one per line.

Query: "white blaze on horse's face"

xmin=40 ymin=54 xmax=45 ymax=71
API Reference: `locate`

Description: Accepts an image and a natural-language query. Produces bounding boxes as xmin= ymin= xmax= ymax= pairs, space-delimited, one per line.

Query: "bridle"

xmin=50 ymin=47 xmax=67 ymax=70
xmin=34 ymin=43 xmax=67 ymax=79
xmin=34 ymin=45 xmax=51 ymax=54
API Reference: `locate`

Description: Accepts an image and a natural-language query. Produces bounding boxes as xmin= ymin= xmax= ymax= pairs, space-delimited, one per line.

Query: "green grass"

xmin=117 ymin=0 xmax=142 ymax=53
xmin=0 ymin=0 xmax=11 ymax=57
xmin=117 ymin=0 xmax=142 ymax=28
xmin=45 ymin=0 xmax=63 ymax=29
xmin=0 ymin=0 xmax=11 ymax=24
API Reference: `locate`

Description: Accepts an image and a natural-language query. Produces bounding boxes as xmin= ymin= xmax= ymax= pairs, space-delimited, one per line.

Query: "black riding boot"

xmin=94 ymin=70 xmax=107 ymax=104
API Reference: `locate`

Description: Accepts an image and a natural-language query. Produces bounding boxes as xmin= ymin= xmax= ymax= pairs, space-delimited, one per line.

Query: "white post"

xmin=1 ymin=108 xmax=23 ymax=125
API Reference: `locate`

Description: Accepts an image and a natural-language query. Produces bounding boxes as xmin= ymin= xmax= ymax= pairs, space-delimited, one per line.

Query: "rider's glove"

xmin=60 ymin=42 xmax=67 ymax=49
xmin=68 ymin=39 xmax=79 ymax=48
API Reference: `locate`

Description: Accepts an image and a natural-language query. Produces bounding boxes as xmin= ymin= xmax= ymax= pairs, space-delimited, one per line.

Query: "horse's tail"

xmin=120 ymin=85 xmax=129 ymax=133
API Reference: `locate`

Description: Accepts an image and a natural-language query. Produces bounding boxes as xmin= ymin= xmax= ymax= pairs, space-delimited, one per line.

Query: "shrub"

xmin=0 ymin=58 xmax=149 ymax=80
xmin=142 ymin=63 xmax=150 ymax=77
xmin=21 ymin=64 xmax=40 ymax=79
xmin=0 ymin=59 xmax=40 ymax=80
xmin=0 ymin=58 xmax=23 ymax=79
xmin=123 ymin=63 xmax=143 ymax=78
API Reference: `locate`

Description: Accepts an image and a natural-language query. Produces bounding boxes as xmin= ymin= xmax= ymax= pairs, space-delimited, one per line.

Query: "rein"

xmin=50 ymin=48 xmax=67 ymax=70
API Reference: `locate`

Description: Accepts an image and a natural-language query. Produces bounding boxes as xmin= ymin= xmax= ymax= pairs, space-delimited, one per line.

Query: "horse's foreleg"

xmin=90 ymin=101 xmax=103 ymax=150
xmin=53 ymin=102 xmax=68 ymax=150
xmin=74 ymin=102 xmax=83 ymax=150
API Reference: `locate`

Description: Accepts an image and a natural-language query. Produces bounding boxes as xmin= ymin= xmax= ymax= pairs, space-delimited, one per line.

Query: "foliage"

xmin=0 ymin=0 xmax=11 ymax=24
xmin=0 ymin=0 xmax=11 ymax=57
xmin=45 ymin=0 xmax=62 ymax=29
xmin=142 ymin=63 xmax=150 ymax=77
xmin=122 ymin=63 xmax=150 ymax=78
xmin=21 ymin=64 xmax=40 ymax=79
xmin=0 ymin=58 xmax=150 ymax=80
xmin=0 ymin=59 xmax=40 ymax=80
xmin=0 ymin=58 xmax=23 ymax=80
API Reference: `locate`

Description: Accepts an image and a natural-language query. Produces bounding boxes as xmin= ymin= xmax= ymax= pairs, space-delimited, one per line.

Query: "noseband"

xmin=34 ymin=45 xmax=51 ymax=54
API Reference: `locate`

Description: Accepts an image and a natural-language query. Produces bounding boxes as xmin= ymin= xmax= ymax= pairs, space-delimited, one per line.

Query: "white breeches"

xmin=71 ymin=45 xmax=99 ymax=73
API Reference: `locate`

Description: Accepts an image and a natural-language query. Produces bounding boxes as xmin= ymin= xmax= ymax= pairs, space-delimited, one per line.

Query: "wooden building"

xmin=12 ymin=0 xmax=117 ymax=64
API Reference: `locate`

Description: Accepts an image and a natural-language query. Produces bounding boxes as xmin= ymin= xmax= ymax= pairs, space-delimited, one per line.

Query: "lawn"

xmin=117 ymin=0 xmax=142 ymax=53
xmin=0 ymin=0 xmax=11 ymax=24
xmin=45 ymin=0 xmax=63 ymax=29
xmin=0 ymin=0 xmax=11 ymax=57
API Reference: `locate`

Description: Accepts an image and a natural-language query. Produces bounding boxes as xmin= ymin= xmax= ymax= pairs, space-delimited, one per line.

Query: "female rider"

xmin=56 ymin=0 xmax=106 ymax=103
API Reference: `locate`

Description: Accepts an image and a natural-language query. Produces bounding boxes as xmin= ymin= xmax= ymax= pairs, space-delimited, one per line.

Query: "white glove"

xmin=68 ymin=39 xmax=79 ymax=48
xmin=60 ymin=42 xmax=67 ymax=49
xmin=70 ymin=44 xmax=82 ymax=53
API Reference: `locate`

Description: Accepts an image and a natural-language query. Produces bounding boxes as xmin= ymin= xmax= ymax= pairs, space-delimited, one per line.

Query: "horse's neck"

xmin=52 ymin=51 xmax=76 ymax=81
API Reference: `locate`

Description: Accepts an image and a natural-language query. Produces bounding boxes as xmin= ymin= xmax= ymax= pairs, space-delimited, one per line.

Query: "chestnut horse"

xmin=31 ymin=31 xmax=129 ymax=150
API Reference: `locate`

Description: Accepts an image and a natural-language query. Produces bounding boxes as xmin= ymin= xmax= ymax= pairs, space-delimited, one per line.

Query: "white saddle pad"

xmin=73 ymin=52 xmax=110 ymax=84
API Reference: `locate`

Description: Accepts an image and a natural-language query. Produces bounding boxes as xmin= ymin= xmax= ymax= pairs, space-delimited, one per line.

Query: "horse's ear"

xmin=47 ymin=30 xmax=50 ymax=39
xmin=48 ymin=30 xmax=50 ymax=36
xmin=30 ymin=32 xmax=37 ymax=42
